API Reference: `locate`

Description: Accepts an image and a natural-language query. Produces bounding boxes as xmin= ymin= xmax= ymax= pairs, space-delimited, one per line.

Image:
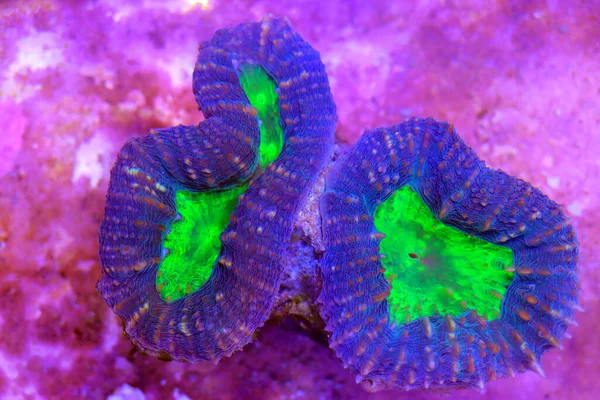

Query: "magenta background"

xmin=1 ymin=1 xmax=599 ymax=399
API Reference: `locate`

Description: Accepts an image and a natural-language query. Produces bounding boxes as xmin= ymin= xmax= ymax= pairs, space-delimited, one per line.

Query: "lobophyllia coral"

xmin=3 ymin=1 xmax=599 ymax=398
xmin=97 ymin=16 xmax=337 ymax=363
xmin=97 ymin=17 xmax=580 ymax=393
xmin=319 ymin=117 xmax=579 ymax=391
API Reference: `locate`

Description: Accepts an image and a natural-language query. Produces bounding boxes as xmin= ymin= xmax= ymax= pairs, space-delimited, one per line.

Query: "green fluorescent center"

xmin=156 ymin=64 xmax=283 ymax=302
xmin=374 ymin=186 xmax=514 ymax=324
xmin=157 ymin=185 xmax=247 ymax=302
xmin=238 ymin=64 xmax=284 ymax=168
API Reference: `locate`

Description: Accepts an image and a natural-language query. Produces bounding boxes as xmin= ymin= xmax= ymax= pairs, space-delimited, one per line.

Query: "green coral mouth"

xmin=238 ymin=64 xmax=284 ymax=168
xmin=156 ymin=64 xmax=283 ymax=302
xmin=157 ymin=185 xmax=247 ymax=301
xmin=374 ymin=186 xmax=515 ymax=323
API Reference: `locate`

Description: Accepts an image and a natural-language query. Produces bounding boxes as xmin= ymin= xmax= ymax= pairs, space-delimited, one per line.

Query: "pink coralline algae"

xmin=1 ymin=1 xmax=599 ymax=399
xmin=0 ymin=102 xmax=27 ymax=178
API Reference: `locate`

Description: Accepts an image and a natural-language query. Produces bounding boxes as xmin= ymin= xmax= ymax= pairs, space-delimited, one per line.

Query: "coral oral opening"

xmin=238 ymin=64 xmax=284 ymax=168
xmin=374 ymin=185 xmax=515 ymax=323
xmin=157 ymin=186 xmax=246 ymax=301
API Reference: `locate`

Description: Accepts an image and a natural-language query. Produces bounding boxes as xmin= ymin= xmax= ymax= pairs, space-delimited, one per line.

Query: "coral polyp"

xmin=319 ymin=117 xmax=579 ymax=391
xmin=97 ymin=17 xmax=337 ymax=363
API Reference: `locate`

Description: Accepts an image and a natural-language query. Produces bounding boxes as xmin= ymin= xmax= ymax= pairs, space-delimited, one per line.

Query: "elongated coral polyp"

xmin=319 ymin=117 xmax=579 ymax=391
xmin=97 ymin=17 xmax=337 ymax=363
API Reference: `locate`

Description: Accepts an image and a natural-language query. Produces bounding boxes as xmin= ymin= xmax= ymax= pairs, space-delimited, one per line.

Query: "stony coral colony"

xmin=97 ymin=17 xmax=580 ymax=392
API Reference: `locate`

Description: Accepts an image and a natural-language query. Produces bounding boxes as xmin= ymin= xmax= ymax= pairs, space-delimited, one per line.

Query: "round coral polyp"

xmin=319 ymin=117 xmax=579 ymax=391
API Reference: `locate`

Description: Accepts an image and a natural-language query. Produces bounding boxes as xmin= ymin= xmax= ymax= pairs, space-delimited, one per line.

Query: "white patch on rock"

xmin=2 ymin=31 xmax=64 ymax=100
xmin=103 ymin=309 xmax=121 ymax=352
xmin=107 ymin=384 xmax=146 ymax=400
xmin=155 ymin=57 xmax=192 ymax=87
xmin=173 ymin=388 xmax=192 ymax=400
xmin=28 ymin=341 xmax=75 ymax=370
xmin=541 ymin=155 xmax=554 ymax=168
xmin=0 ymin=350 xmax=19 ymax=380
xmin=72 ymin=132 xmax=114 ymax=188
xmin=567 ymin=201 xmax=583 ymax=217
xmin=546 ymin=176 xmax=560 ymax=189
xmin=11 ymin=31 xmax=64 ymax=72
xmin=323 ymin=39 xmax=392 ymax=98
xmin=492 ymin=144 xmax=518 ymax=158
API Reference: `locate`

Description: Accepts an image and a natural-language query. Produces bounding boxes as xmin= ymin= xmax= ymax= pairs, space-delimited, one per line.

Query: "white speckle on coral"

xmin=547 ymin=176 xmax=560 ymax=189
xmin=107 ymin=384 xmax=146 ymax=400
xmin=567 ymin=201 xmax=583 ymax=217
xmin=72 ymin=132 xmax=114 ymax=188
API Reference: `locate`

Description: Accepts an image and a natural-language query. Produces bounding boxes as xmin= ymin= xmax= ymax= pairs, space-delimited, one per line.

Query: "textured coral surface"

xmin=320 ymin=118 xmax=578 ymax=391
xmin=97 ymin=16 xmax=336 ymax=363
xmin=1 ymin=0 xmax=599 ymax=399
